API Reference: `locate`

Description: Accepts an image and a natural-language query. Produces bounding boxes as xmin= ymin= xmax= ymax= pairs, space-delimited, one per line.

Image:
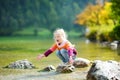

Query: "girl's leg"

xmin=60 ymin=49 xmax=69 ymax=63
xmin=56 ymin=49 xmax=76 ymax=63
xmin=60 ymin=49 xmax=76 ymax=62
xmin=56 ymin=50 xmax=66 ymax=63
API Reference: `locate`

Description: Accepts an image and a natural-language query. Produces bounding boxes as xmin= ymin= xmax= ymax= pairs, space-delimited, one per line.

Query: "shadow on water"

xmin=117 ymin=49 xmax=120 ymax=56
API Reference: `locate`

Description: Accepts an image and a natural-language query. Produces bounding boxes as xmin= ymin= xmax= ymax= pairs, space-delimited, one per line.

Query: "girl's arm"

xmin=37 ymin=54 xmax=45 ymax=60
xmin=66 ymin=41 xmax=77 ymax=64
xmin=37 ymin=49 xmax=53 ymax=60
xmin=37 ymin=44 xmax=57 ymax=60
xmin=68 ymin=48 xmax=74 ymax=64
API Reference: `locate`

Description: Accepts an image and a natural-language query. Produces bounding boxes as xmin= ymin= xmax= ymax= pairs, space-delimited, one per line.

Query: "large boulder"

xmin=73 ymin=58 xmax=90 ymax=68
xmin=87 ymin=60 xmax=120 ymax=80
xmin=4 ymin=59 xmax=35 ymax=69
xmin=56 ymin=64 xmax=75 ymax=73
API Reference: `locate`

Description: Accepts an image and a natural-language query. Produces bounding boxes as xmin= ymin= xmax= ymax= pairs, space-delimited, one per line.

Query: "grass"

xmin=14 ymin=27 xmax=52 ymax=38
xmin=13 ymin=27 xmax=82 ymax=38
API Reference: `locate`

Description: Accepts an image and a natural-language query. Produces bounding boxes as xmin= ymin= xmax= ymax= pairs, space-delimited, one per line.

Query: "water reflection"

xmin=74 ymin=40 xmax=120 ymax=62
xmin=117 ymin=49 xmax=120 ymax=56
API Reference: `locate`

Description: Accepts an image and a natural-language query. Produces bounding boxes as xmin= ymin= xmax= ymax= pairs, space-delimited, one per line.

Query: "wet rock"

xmin=73 ymin=58 xmax=90 ymax=68
xmin=56 ymin=64 xmax=75 ymax=73
xmin=87 ymin=60 xmax=120 ymax=80
xmin=100 ymin=41 xmax=110 ymax=48
xmin=43 ymin=65 xmax=56 ymax=71
xmin=4 ymin=59 xmax=35 ymax=69
xmin=110 ymin=41 xmax=119 ymax=50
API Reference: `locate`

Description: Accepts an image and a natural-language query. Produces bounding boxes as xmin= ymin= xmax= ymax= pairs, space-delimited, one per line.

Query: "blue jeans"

xmin=56 ymin=49 xmax=76 ymax=63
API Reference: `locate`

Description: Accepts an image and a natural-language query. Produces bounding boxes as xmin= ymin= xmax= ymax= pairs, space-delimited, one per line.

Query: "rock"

xmin=56 ymin=64 xmax=75 ymax=73
xmin=87 ymin=60 xmax=120 ymax=80
xmin=100 ymin=41 xmax=110 ymax=48
xmin=4 ymin=59 xmax=35 ymax=69
xmin=110 ymin=41 xmax=120 ymax=50
xmin=73 ymin=58 xmax=90 ymax=68
xmin=43 ymin=65 xmax=56 ymax=71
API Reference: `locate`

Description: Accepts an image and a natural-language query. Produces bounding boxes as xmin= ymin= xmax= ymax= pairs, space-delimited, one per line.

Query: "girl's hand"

xmin=37 ymin=54 xmax=45 ymax=60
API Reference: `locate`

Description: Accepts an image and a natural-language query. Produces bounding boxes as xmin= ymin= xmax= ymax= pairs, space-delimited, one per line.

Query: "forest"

xmin=0 ymin=0 xmax=120 ymax=41
xmin=0 ymin=1 xmax=120 ymax=79
xmin=0 ymin=0 xmax=95 ymax=36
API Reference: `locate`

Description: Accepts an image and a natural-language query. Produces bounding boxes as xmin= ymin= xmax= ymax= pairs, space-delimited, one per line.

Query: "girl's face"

xmin=54 ymin=33 xmax=64 ymax=43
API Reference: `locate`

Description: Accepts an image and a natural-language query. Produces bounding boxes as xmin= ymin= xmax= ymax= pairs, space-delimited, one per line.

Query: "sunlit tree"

xmin=75 ymin=1 xmax=114 ymax=42
xmin=75 ymin=2 xmax=112 ymax=27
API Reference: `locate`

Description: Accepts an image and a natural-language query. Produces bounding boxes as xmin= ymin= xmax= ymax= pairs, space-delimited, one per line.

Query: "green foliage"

xmin=38 ymin=28 xmax=52 ymax=38
xmin=75 ymin=1 xmax=120 ymax=42
xmin=86 ymin=24 xmax=115 ymax=42
xmin=0 ymin=0 xmax=95 ymax=36
xmin=111 ymin=0 xmax=120 ymax=22
xmin=68 ymin=30 xmax=82 ymax=38
xmin=113 ymin=25 xmax=120 ymax=39
xmin=86 ymin=30 xmax=97 ymax=42
xmin=109 ymin=24 xmax=120 ymax=40
xmin=109 ymin=0 xmax=120 ymax=41
xmin=14 ymin=27 xmax=52 ymax=38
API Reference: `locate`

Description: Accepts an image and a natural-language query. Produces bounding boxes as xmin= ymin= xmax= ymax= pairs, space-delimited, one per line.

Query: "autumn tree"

xmin=75 ymin=1 xmax=114 ymax=42
xmin=75 ymin=2 xmax=112 ymax=27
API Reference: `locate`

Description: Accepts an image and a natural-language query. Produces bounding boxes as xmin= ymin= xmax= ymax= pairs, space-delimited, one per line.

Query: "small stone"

xmin=56 ymin=64 xmax=75 ymax=73
xmin=43 ymin=65 xmax=56 ymax=71
xmin=73 ymin=58 xmax=90 ymax=68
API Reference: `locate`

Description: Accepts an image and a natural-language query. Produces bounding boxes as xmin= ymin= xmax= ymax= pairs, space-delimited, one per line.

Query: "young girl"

xmin=37 ymin=28 xmax=77 ymax=64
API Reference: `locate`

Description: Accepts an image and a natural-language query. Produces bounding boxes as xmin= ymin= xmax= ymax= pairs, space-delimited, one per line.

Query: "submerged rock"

xmin=87 ymin=60 xmax=120 ymax=80
xmin=4 ymin=59 xmax=35 ymax=69
xmin=43 ymin=65 xmax=56 ymax=71
xmin=56 ymin=64 xmax=75 ymax=73
xmin=73 ymin=58 xmax=90 ymax=68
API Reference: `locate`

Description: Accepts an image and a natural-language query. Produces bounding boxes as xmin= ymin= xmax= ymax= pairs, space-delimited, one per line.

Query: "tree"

xmin=0 ymin=0 xmax=95 ymax=36
xmin=75 ymin=2 xmax=112 ymax=27
xmin=75 ymin=1 xmax=114 ymax=42
xmin=111 ymin=0 xmax=120 ymax=24
xmin=109 ymin=0 xmax=120 ymax=40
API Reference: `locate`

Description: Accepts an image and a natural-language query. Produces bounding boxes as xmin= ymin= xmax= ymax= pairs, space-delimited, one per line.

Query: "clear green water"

xmin=73 ymin=39 xmax=120 ymax=61
xmin=0 ymin=37 xmax=120 ymax=76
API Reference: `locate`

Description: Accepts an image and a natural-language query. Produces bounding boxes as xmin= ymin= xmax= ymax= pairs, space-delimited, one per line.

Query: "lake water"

xmin=0 ymin=37 xmax=120 ymax=80
xmin=71 ymin=39 xmax=120 ymax=62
